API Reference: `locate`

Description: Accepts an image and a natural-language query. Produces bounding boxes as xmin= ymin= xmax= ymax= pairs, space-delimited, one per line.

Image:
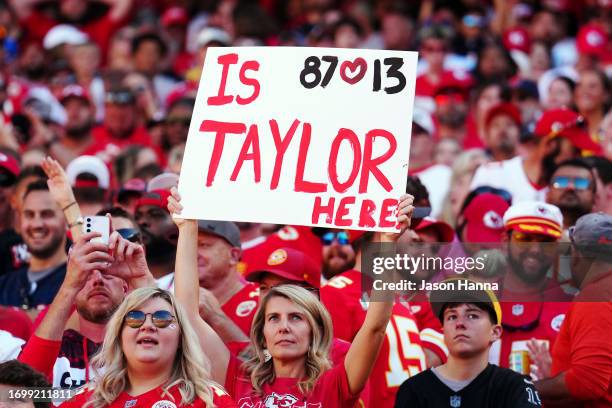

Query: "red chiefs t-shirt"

xmin=61 ymin=383 xmax=236 ymax=407
xmin=490 ymin=302 xmax=570 ymax=372
xmin=225 ymin=356 xmax=359 ymax=408
xmin=320 ymin=270 xmax=430 ymax=408
xmin=222 ymin=283 xmax=260 ymax=336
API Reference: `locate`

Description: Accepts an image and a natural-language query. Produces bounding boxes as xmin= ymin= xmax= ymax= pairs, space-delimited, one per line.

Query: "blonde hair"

xmin=242 ymin=285 xmax=333 ymax=395
xmin=84 ymin=287 xmax=218 ymax=408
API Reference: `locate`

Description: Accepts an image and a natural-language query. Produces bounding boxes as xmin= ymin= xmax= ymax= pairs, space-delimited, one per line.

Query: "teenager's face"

xmin=442 ymin=303 xmax=500 ymax=359
xmin=263 ymin=296 xmax=312 ymax=363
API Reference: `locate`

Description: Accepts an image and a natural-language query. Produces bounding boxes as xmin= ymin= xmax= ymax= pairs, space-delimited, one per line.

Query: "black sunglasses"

xmin=124 ymin=310 xmax=175 ymax=328
xmin=117 ymin=228 xmax=142 ymax=243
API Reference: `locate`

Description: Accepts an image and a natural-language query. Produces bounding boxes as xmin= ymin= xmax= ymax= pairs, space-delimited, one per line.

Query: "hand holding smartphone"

xmin=82 ymin=216 xmax=110 ymax=245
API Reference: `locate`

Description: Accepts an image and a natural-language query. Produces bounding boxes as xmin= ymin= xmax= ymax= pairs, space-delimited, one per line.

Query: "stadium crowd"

xmin=0 ymin=0 xmax=611 ymax=407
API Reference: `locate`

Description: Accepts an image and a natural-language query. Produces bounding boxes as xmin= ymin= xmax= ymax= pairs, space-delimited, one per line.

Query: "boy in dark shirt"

xmin=395 ymin=278 xmax=542 ymax=408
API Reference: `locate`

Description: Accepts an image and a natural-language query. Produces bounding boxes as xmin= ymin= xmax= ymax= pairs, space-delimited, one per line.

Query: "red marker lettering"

xmin=359 ymin=129 xmax=397 ymax=193
xmin=230 ymin=124 xmax=261 ymax=183
xmin=270 ymin=119 xmax=300 ymax=190
xmin=200 ymin=120 xmax=247 ymax=186
xmin=328 ymin=128 xmax=361 ymax=193
xmin=207 ymin=53 xmax=238 ymax=106
xmin=295 ymin=123 xmax=327 ymax=193
xmin=236 ymin=60 xmax=260 ymax=105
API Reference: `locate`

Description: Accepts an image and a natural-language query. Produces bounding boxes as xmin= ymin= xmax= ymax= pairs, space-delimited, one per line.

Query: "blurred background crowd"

xmin=0 ymin=0 xmax=611 ymax=407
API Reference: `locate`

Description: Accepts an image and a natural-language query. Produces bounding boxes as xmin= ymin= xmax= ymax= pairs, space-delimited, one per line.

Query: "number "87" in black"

xmin=299 ymin=56 xmax=407 ymax=95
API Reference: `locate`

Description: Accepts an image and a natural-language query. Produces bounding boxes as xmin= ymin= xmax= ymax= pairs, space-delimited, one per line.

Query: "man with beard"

xmin=133 ymin=189 xmax=177 ymax=282
xmin=483 ymin=103 xmax=521 ymax=161
xmin=0 ymin=180 xmax=67 ymax=309
xmin=471 ymin=108 xmax=602 ymax=202
xmin=493 ymin=202 xmax=571 ymax=376
xmin=546 ymin=159 xmax=596 ymax=238
xmin=47 ymin=85 xmax=96 ymax=167
xmin=320 ymin=229 xmax=356 ymax=281
xmin=18 ymin=227 xmax=153 ymax=389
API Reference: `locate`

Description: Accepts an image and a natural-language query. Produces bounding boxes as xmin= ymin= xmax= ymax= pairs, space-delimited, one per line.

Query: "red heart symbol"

xmin=340 ymin=58 xmax=367 ymax=85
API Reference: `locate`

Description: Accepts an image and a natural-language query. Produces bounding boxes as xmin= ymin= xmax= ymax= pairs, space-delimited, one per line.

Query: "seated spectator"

xmin=0 ymin=360 xmax=50 ymax=407
xmin=396 ymin=280 xmax=542 ymax=407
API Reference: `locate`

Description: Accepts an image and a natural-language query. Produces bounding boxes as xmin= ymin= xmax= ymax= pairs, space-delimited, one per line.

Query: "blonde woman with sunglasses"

xmin=167 ymin=187 xmax=415 ymax=407
xmin=61 ymin=287 xmax=236 ymax=407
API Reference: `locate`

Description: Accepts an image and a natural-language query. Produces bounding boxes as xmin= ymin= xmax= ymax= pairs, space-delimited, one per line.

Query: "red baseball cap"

xmin=245 ymin=247 xmax=321 ymax=289
xmin=462 ymin=193 xmax=510 ymax=243
xmin=415 ymin=217 xmax=455 ymax=243
xmin=576 ymin=23 xmax=607 ymax=57
xmin=485 ymin=103 xmax=522 ymax=128
xmin=503 ymin=27 xmax=531 ymax=54
xmin=135 ymin=189 xmax=171 ymax=213
xmin=59 ymin=84 xmax=91 ymax=105
xmin=534 ymin=109 xmax=601 ymax=152
xmin=0 ymin=151 xmax=20 ymax=179
xmin=161 ymin=7 xmax=188 ymax=27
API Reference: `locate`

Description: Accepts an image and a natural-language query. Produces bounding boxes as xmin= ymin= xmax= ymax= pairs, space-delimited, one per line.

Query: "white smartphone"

xmin=82 ymin=216 xmax=110 ymax=245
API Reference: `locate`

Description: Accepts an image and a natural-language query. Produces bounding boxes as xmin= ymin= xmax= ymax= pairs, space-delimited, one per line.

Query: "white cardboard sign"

xmin=179 ymin=47 xmax=418 ymax=231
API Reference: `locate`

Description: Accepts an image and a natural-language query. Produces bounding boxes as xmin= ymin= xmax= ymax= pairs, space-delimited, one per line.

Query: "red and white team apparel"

xmin=225 ymin=357 xmax=358 ymax=408
xmin=61 ymin=383 xmax=236 ymax=407
xmin=320 ymin=270 xmax=445 ymax=408
xmin=470 ymin=156 xmax=548 ymax=203
xmin=489 ymin=302 xmax=570 ymax=375
xmin=222 ymin=283 xmax=260 ymax=337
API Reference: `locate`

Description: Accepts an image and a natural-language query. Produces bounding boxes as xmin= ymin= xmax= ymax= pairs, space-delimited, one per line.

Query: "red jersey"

xmin=320 ymin=270 xmax=437 ymax=408
xmin=222 ymin=283 xmax=260 ymax=336
xmin=61 ymin=383 xmax=236 ymax=408
xmin=415 ymin=70 xmax=473 ymax=97
xmin=83 ymin=125 xmax=164 ymax=166
xmin=489 ymin=302 xmax=570 ymax=372
xmin=550 ymin=274 xmax=612 ymax=407
xmin=225 ymin=356 xmax=359 ymax=408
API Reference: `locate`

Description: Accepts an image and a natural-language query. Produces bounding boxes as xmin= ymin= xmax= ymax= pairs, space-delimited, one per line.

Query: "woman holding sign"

xmin=167 ymin=186 xmax=414 ymax=406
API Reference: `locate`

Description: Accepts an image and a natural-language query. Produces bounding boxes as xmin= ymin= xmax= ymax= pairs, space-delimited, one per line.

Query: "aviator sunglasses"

xmin=321 ymin=231 xmax=350 ymax=246
xmin=124 ymin=310 xmax=175 ymax=328
xmin=551 ymin=176 xmax=591 ymax=191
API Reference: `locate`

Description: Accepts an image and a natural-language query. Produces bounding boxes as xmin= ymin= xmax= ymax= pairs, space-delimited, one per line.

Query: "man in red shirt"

xmin=83 ymin=88 xmax=161 ymax=164
xmin=321 ymin=231 xmax=446 ymax=408
xmin=196 ymin=219 xmax=259 ymax=338
xmin=535 ymin=212 xmax=612 ymax=407
xmin=489 ymin=201 xmax=572 ymax=375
